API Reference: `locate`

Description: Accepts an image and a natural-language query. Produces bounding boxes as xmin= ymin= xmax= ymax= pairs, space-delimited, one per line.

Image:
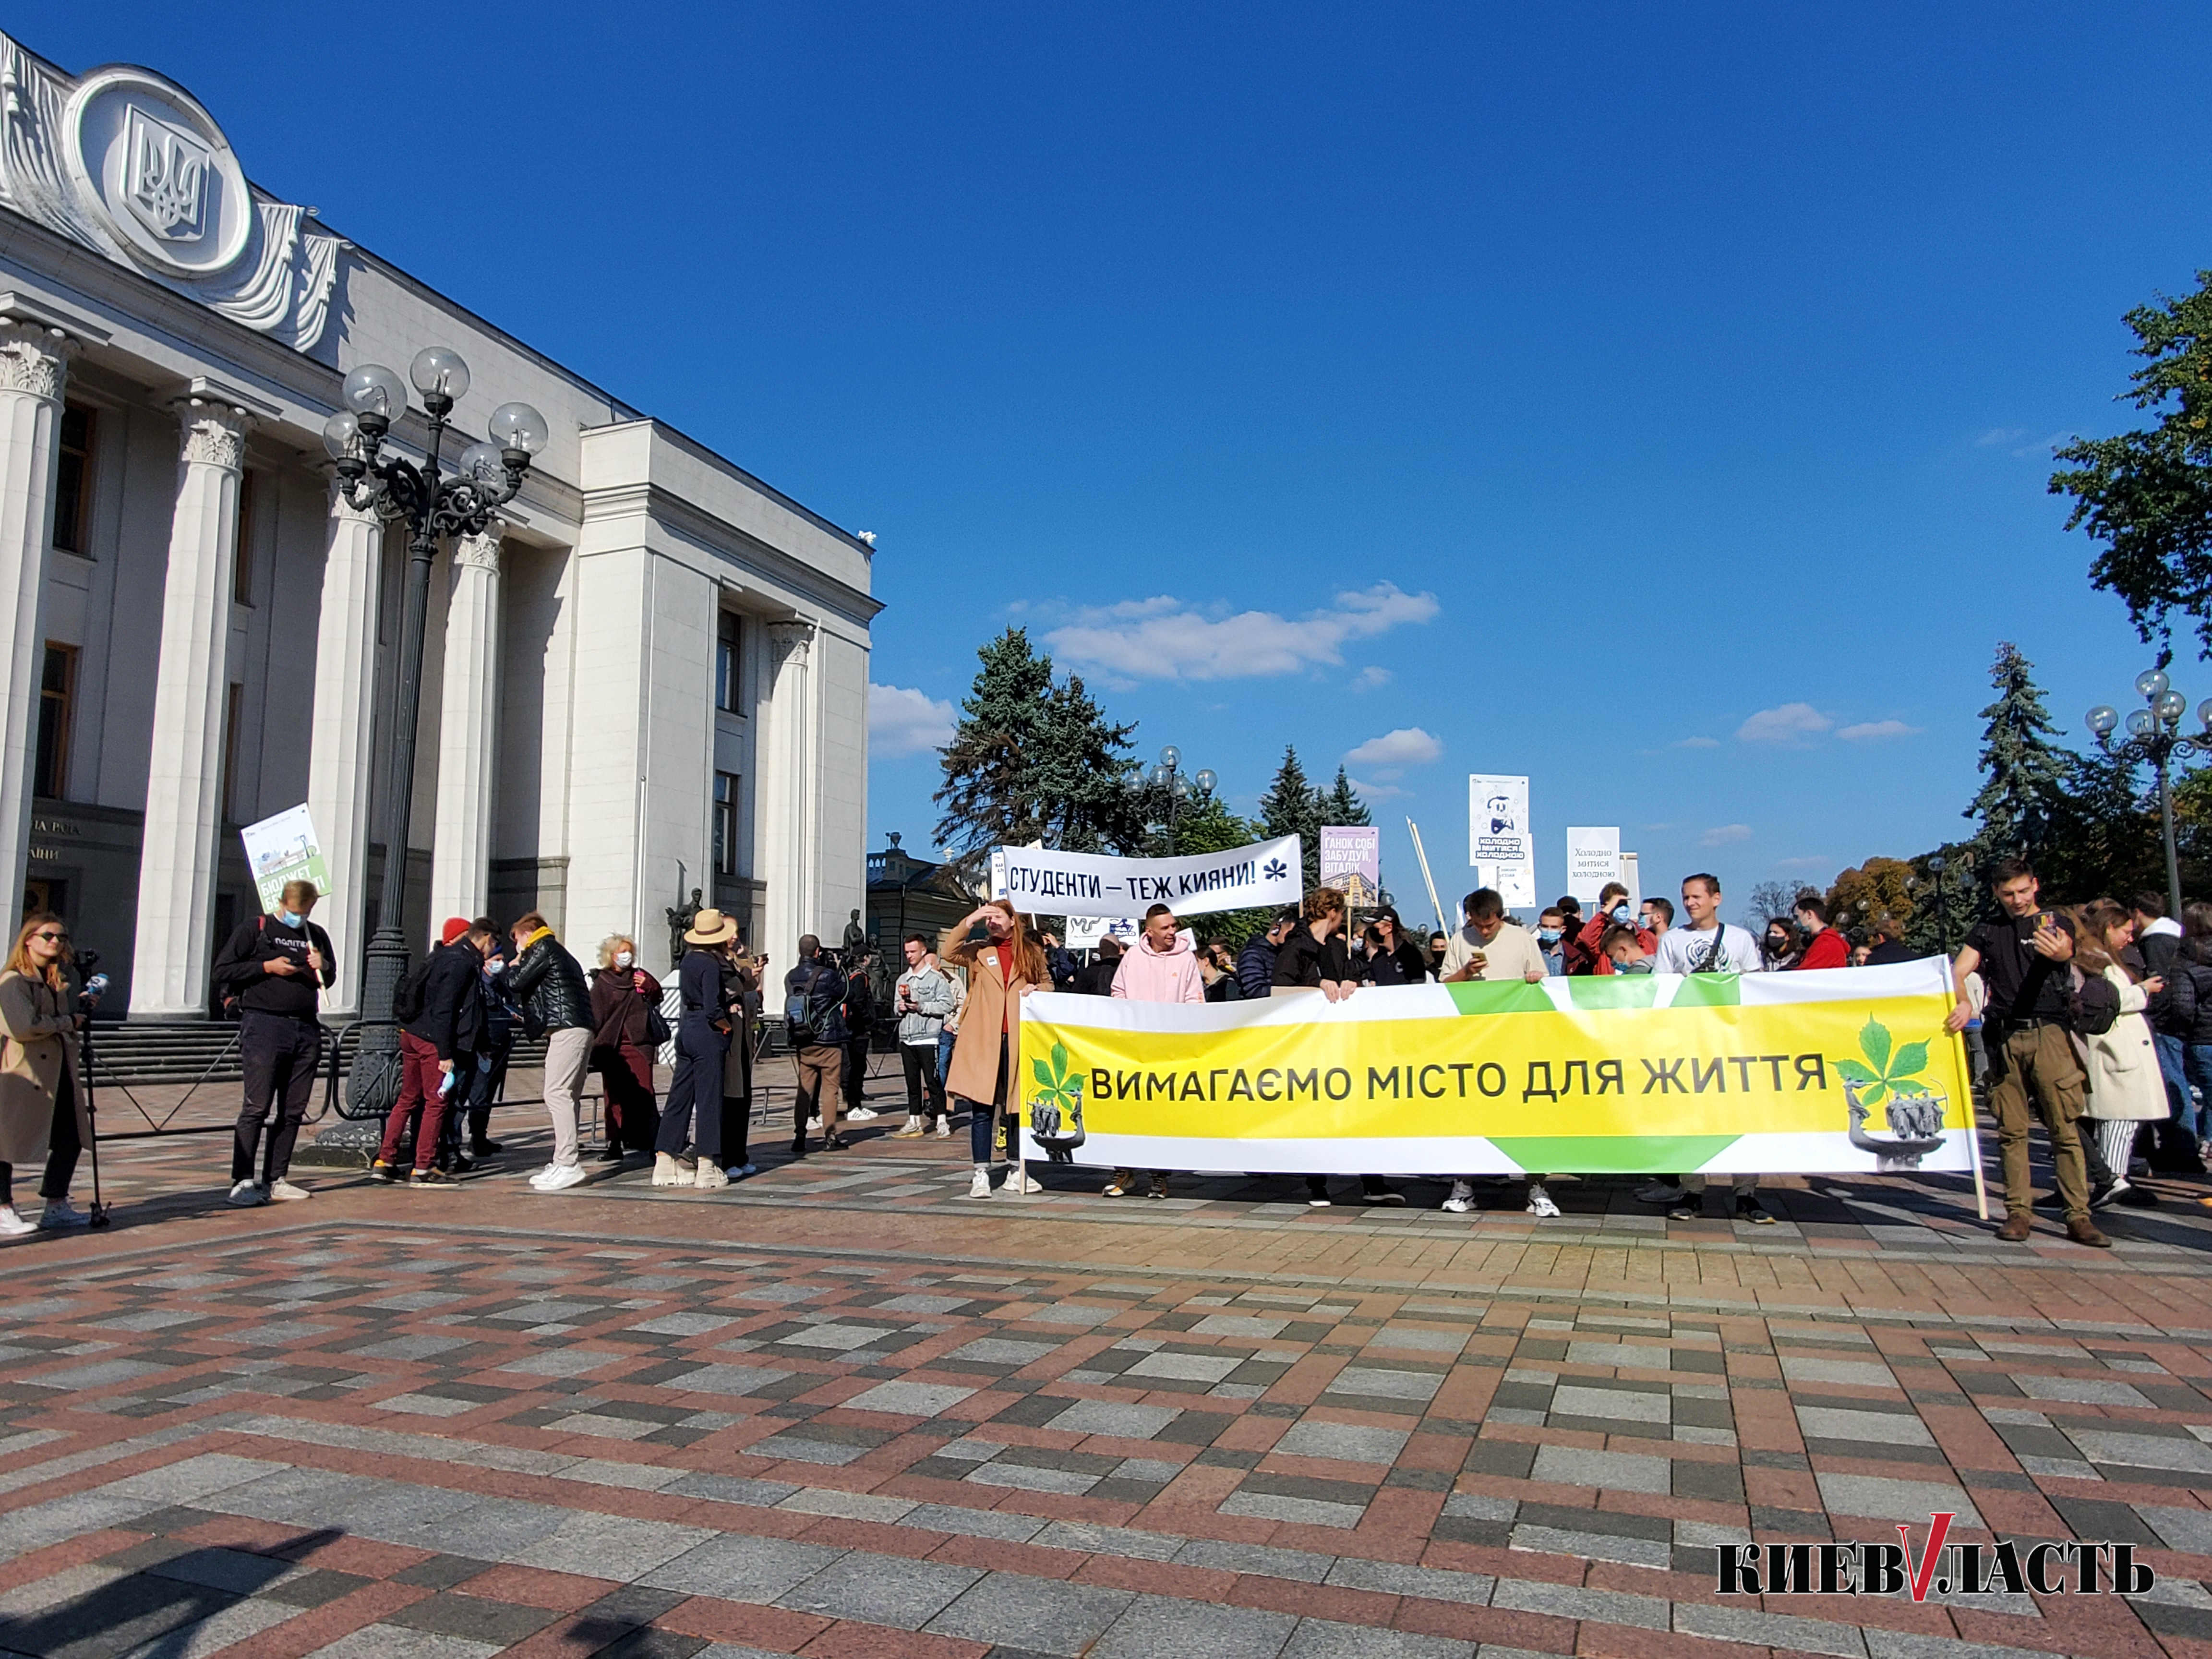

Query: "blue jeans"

xmin=2185 ymin=1043 xmax=2212 ymax=1142
xmin=2151 ymin=1032 xmax=2204 ymax=1165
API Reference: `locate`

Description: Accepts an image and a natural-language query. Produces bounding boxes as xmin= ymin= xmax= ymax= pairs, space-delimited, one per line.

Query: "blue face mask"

xmin=1538 ymin=928 xmax=1562 ymax=944
xmin=1610 ymin=904 xmax=1631 ymax=925
xmin=279 ymin=910 xmax=302 ymax=928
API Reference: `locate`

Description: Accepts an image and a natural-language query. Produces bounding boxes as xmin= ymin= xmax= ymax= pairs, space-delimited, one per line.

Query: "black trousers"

xmin=0 ymin=1068 xmax=79 ymax=1206
xmin=234 ymin=1011 xmax=321 ymax=1183
xmin=843 ymin=1035 xmax=871 ymax=1111
xmin=902 ymin=1043 xmax=948 ymax=1120
xmin=656 ymin=1016 xmax=727 ymax=1162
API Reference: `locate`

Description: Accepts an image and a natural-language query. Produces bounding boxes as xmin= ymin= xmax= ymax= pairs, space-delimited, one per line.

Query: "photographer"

xmin=211 ymin=879 xmax=335 ymax=1207
xmin=0 ymin=914 xmax=91 ymax=1233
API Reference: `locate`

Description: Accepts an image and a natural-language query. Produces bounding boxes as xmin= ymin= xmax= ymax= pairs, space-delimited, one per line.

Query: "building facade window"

xmin=232 ymin=468 xmax=256 ymax=604
xmin=713 ymin=771 xmax=738 ymax=876
xmin=33 ymin=644 xmax=73 ymax=799
xmin=715 ymin=611 xmax=741 ymax=714
xmin=52 ymin=404 xmax=92 ymax=554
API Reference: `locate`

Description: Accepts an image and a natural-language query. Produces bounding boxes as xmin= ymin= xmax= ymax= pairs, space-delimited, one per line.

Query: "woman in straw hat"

xmin=653 ymin=907 xmax=739 ymax=1189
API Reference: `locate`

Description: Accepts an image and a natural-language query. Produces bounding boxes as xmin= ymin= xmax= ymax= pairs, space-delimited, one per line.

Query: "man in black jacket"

xmin=786 ymin=936 xmax=849 ymax=1154
xmin=373 ymin=917 xmax=492 ymax=1185
xmin=211 ymin=879 xmax=336 ymax=1208
xmin=509 ymin=914 xmax=596 ymax=1192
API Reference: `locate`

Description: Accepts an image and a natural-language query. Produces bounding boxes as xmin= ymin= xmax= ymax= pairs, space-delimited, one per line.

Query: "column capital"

xmin=0 ymin=321 xmax=77 ymax=401
xmin=170 ymin=397 xmax=252 ymax=471
xmin=454 ymin=518 xmax=505 ymax=574
xmin=766 ymin=619 xmax=816 ymax=665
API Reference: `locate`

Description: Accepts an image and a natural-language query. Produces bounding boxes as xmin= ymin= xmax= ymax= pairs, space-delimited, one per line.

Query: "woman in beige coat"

xmin=939 ymin=900 xmax=1046 ymax=1200
xmin=2074 ymin=900 xmax=2168 ymax=1207
xmin=0 ymin=914 xmax=89 ymax=1235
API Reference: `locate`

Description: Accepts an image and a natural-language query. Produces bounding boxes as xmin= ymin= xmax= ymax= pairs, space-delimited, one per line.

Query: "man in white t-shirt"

xmin=1640 ymin=873 xmax=1771 ymax=1222
xmin=1440 ymin=890 xmax=1557 ymax=1219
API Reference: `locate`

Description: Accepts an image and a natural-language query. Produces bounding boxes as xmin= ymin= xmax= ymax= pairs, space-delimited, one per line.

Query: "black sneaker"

xmin=595 ymin=1145 xmax=625 ymax=1164
xmin=471 ymin=1139 xmax=503 ymax=1155
xmin=367 ymin=1160 xmax=398 ymax=1184
xmin=2116 ymin=1183 xmax=2162 ymax=1208
xmin=1365 ymin=1187 xmax=1406 ymax=1206
xmin=1736 ymin=1198 xmax=1776 ymax=1226
xmin=449 ymin=1154 xmax=476 ymax=1175
xmin=790 ymin=1135 xmax=808 ymax=1158
xmin=826 ymin=1133 xmax=849 ymax=1152
xmin=408 ymin=1167 xmax=458 ymax=1187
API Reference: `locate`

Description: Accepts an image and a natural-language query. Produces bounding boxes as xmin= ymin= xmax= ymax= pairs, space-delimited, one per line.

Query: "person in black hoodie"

xmin=372 ymin=917 xmax=491 ymax=1186
xmin=1072 ymin=936 xmax=1123 ymax=996
xmin=1360 ymin=908 xmax=1430 ymax=987
xmin=1270 ymin=890 xmax=1399 ymax=1208
xmin=211 ymin=879 xmax=336 ymax=1207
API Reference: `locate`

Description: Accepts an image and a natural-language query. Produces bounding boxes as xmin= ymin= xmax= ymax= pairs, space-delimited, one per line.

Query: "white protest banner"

xmin=1468 ymin=775 xmax=1535 ymax=906
xmin=1565 ymin=826 xmax=1621 ymax=904
xmin=996 ymin=836 xmax=1303 ymax=920
xmin=1318 ymin=826 xmax=1379 ymax=907
xmin=240 ymin=805 xmax=330 ymax=915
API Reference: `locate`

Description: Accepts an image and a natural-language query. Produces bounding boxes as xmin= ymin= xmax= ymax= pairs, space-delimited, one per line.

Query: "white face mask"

xmin=615 ymin=950 xmax=634 ymax=969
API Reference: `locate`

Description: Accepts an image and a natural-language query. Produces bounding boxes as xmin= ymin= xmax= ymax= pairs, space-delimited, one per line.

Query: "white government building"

xmin=0 ymin=33 xmax=875 ymax=1016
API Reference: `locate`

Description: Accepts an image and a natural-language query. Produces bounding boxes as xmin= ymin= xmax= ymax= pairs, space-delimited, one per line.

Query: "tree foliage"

xmin=1320 ymin=767 xmax=1371 ymax=829
xmin=1258 ymin=746 xmax=1323 ymax=889
xmin=2050 ymin=271 xmax=2212 ymax=653
xmin=1964 ymin=642 xmax=2069 ymax=866
xmin=1826 ymin=859 xmax=1915 ymax=937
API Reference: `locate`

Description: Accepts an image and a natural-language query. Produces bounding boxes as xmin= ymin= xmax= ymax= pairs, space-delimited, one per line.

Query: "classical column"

xmin=758 ymin=619 xmax=817 ymax=964
xmin=129 ymin=398 xmax=251 ymax=1018
xmin=427 ymin=520 xmax=503 ymax=928
xmin=0 ymin=321 xmax=74 ymax=935
xmin=303 ymin=481 xmax=385 ymax=1016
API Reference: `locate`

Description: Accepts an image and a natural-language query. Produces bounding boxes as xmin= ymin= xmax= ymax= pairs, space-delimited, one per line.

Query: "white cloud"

xmin=1347 ymin=775 xmax=1407 ymax=801
xmin=1736 ymin=703 xmax=1832 ymax=745
xmin=1836 ymin=719 xmax=1922 ymax=743
xmin=1044 ymin=582 xmax=1439 ymax=682
xmin=1344 ymin=727 xmax=1443 ymax=768
xmin=1351 ymin=666 xmax=1393 ymax=692
xmin=1675 ymin=736 xmax=1721 ymax=749
xmin=868 ymin=683 xmax=955 ymax=759
xmin=1701 ymin=823 xmax=1754 ymax=846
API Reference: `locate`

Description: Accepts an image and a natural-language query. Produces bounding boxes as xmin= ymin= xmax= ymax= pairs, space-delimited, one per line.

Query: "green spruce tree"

xmin=1964 ymin=642 xmax=2071 ymax=867
xmin=1258 ymin=746 xmax=1322 ymax=889
xmin=1320 ymin=766 xmax=1371 ymax=829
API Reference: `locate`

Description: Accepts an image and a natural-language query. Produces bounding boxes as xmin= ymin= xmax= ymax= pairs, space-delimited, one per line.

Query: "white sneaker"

xmin=0 ymin=1206 xmax=32 ymax=1237
xmin=1635 ymin=1179 xmax=1686 ymax=1204
xmin=528 ymin=1164 xmax=559 ymax=1188
xmin=847 ymin=1106 xmax=879 ymax=1121
xmin=36 ymin=1197 xmax=88 ymax=1229
xmin=806 ymin=1116 xmax=822 ymax=1132
xmin=266 ymin=1180 xmax=312 ymax=1202
xmin=1527 ymin=1183 xmax=1562 ymax=1218
xmin=651 ymin=1153 xmax=694 ymax=1187
xmin=893 ymin=1116 xmax=924 ymax=1138
xmin=693 ymin=1161 xmax=729 ymax=1190
xmin=1442 ymin=1179 xmax=1475 ymax=1214
xmin=227 ymin=1179 xmax=268 ymax=1208
xmin=934 ymin=1119 xmax=951 ymax=1138
xmin=538 ymin=1164 xmax=589 ymax=1193
xmin=965 ymin=1168 xmax=992 ymax=1199
xmin=1007 ymin=1170 xmax=1043 ymax=1194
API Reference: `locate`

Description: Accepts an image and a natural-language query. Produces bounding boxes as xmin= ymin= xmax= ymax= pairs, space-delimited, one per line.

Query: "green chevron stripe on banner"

xmin=1444 ymin=980 xmax=1555 ymax=1016
xmin=1487 ymin=1135 xmax=1743 ymax=1175
xmin=1563 ymin=977 xmax=1660 ymax=1010
xmin=1668 ymin=974 xmax=1743 ymax=1007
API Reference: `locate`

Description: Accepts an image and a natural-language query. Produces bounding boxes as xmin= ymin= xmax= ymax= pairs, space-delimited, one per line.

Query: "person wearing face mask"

xmin=1639 ymin=896 xmax=1673 ymax=943
xmin=1362 ymin=907 xmax=1431 ymax=986
xmin=589 ymin=936 xmax=662 ymax=1161
xmin=1536 ymin=907 xmax=1569 ymax=976
xmin=212 ymin=879 xmax=337 ymax=1207
xmin=1762 ymin=917 xmax=1802 ymax=972
xmin=509 ymin=914 xmax=597 ymax=1193
xmin=1571 ymin=883 xmax=1654 ymax=977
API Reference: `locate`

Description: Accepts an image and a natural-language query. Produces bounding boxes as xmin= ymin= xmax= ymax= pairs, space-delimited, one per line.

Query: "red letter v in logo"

xmin=1899 ymin=1512 xmax=1956 ymax=1603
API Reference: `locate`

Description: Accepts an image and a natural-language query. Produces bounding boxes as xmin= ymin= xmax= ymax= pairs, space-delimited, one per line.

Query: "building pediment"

xmin=0 ymin=35 xmax=339 ymax=349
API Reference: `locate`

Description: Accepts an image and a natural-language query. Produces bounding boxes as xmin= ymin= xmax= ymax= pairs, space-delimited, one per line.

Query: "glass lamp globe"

xmin=457 ymin=441 xmax=505 ymax=486
xmin=2200 ymin=698 xmax=2212 ymax=730
xmin=1194 ymin=768 xmax=1218 ymax=793
xmin=1148 ymin=764 xmax=1169 ymax=788
xmin=2160 ymin=689 xmax=2190 ymax=722
xmin=1928 ymin=853 xmax=1947 ymax=874
xmin=341 ymin=363 xmax=409 ymax=422
xmin=2087 ymin=704 xmax=2119 ymax=736
xmin=2138 ymin=668 xmax=2170 ymax=700
xmin=2127 ymin=708 xmax=2156 ymax=738
xmin=320 ymin=410 xmax=361 ymax=460
xmin=487 ymin=402 xmax=550 ymax=455
xmin=1158 ymin=745 xmax=1181 ymax=770
xmin=409 ymin=346 xmax=470 ymax=400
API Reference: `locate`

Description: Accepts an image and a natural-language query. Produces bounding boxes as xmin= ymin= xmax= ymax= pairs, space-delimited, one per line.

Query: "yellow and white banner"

xmin=1017 ymin=960 xmax=1974 ymax=1176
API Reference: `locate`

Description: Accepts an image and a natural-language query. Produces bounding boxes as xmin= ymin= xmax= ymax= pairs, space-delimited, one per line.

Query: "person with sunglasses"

xmin=0 ymin=914 xmax=91 ymax=1233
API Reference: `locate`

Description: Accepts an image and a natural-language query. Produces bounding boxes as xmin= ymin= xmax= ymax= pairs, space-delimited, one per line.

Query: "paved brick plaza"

xmin=5 ymin=1074 xmax=2212 ymax=1659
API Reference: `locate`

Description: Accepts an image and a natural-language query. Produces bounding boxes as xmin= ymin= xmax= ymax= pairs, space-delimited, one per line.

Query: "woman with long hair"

xmin=588 ymin=935 xmax=661 ymax=1162
xmin=939 ymin=899 xmax=1047 ymax=1200
xmin=1362 ymin=907 xmax=1430 ymax=986
xmin=2074 ymin=900 xmax=2167 ymax=1208
xmin=0 ymin=914 xmax=89 ymax=1234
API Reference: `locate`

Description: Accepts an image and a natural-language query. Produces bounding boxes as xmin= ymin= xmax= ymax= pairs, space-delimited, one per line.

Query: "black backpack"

xmin=2068 ymin=967 xmax=2121 ymax=1037
xmin=394 ymin=950 xmax=435 ymax=1023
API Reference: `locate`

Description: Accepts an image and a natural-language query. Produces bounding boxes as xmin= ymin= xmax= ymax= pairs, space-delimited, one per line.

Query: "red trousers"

xmin=379 ymin=1032 xmax=451 ymax=1171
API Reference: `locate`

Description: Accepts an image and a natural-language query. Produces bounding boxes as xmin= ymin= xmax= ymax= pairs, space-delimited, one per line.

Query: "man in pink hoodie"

xmin=1104 ymin=904 xmax=1201 ymax=1200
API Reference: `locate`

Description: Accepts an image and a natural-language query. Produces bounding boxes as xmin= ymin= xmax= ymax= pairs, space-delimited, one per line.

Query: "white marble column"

xmin=129 ymin=398 xmax=251 ymax=1018
xmin=0 ymin=322 xmax=74 ymax=935
xmin=302 ymin=481 xmax=385 ymax=1016
xmin=758 ymin=619 xmax=817 ymax=962
xmin=427 ymin=520 xmax=503 ymax=928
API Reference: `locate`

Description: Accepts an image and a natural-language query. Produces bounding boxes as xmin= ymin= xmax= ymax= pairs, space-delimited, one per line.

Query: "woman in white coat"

xmin=2075 ymin=899 xmax=2168 ymax=1206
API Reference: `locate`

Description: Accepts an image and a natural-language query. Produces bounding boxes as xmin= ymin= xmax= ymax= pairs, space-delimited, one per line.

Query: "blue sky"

xmin=36 ymin=4 xmax=2212 ymax=922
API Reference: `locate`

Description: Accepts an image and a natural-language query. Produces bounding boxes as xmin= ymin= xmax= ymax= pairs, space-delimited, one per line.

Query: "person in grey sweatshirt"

xmin=891 ymin=934 xmax=960 ymax=1138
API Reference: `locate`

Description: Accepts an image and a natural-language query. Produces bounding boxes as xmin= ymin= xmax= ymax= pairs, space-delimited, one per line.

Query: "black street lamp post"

xmin=321 ymin=350 xmax=547 ymax=1117
xmin=1928 ymin=853 xmax=1949 ymax=955
xmin=1143 ymin=746 xmax=1216 ymax=858
xmin=2087 ymin=665 xmax=2212 ymax=924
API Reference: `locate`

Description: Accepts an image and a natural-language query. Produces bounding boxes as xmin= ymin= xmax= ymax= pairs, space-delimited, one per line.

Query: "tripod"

xmin=75 ymin=1010 xmax=110 ymax=1228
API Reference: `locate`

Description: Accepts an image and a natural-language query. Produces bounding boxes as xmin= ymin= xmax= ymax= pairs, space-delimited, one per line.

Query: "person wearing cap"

xmin=653 ymin=907 xmax=738 ymax=1189
xmin=373 ymin=916 xmax=492 ymax=1187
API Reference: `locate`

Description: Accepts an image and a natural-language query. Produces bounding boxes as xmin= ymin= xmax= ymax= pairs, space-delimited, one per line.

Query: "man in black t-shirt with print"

xmin=1946 ymin=857 xmax=2105 ymax=1247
